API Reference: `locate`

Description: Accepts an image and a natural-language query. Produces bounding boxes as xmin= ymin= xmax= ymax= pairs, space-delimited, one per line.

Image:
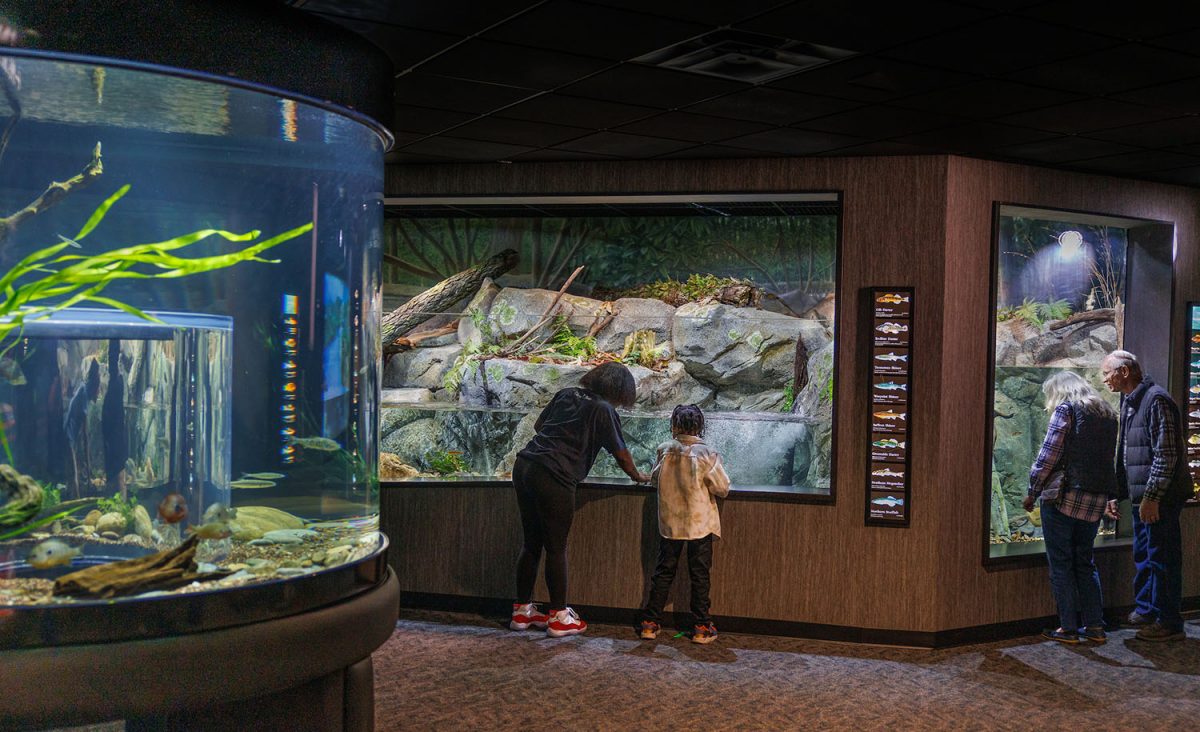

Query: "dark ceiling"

xmin=289 ymin=0 xmax=1200 ymax=186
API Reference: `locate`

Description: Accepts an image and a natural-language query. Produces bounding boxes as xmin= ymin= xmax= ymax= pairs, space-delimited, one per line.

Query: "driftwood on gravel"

xmin=381 ymin=248 xmax=520 ymax=345
xmin=52 ymin=534 xmax=230 ymax=599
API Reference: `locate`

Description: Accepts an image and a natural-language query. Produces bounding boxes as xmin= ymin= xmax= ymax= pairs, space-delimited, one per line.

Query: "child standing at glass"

xmin=639 ymin=404 xmax=731 ymax=644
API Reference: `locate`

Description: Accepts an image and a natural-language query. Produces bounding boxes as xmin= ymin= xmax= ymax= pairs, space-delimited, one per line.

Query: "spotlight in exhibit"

xmin=1057 ymin=230 xmax=1083 ymax=259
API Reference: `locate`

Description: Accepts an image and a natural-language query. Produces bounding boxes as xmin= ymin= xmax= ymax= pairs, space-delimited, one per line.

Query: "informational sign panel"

xmin=1186 ymin=302 xmax=1200 ymax=503
xmin=866 ymin=287 xmax=913 ymax=526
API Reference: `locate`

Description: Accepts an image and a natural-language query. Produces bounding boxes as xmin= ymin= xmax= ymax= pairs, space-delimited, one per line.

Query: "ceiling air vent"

xmin=635 ymin=30 xmax=856 ymax=84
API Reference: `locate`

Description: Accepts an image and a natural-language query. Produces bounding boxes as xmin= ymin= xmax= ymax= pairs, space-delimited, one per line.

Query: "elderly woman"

xmin=509 ymin=361 xmax=650 ymax=638
xmin=1024 ymin=370 xmax=1119 ymax=644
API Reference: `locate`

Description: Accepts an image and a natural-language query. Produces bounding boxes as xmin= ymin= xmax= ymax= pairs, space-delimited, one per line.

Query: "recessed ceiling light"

xmin=634 ymin=30 xmax=856 ymax=84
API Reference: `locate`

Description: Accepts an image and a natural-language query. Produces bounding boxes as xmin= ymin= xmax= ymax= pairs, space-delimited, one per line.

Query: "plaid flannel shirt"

xmin=1028 ymin=403 xmax=1109 ymax=523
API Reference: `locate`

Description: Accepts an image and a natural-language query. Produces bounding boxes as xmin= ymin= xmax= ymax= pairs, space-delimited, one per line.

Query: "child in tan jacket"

xmin=639 ymin=404 xmax=731 ymax=644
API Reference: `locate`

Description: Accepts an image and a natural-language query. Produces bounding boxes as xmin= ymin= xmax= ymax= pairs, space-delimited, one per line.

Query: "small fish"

xmin=872 ymin=468 xmax=904 ymax=478
xmin=875 ymin=352 xmax=907 ymax=363
xmin=876 ymin=294 xmax=909 ymax=304
xmin=874 ymin=381 xmax=907 ymax=391
xmin=202 ymin=502 xmax=237 ymax=525
xmin=871 ymin=496 xmax=904 ymax=507
xmin=874 ymin=410 xmax=906 ymax=420
xmin=27 ymin=540 xmax=81 ymax=569
xmin=231 ymin=479 xmax=276 ymax=489
xmin=0 ymin=356 xmax=26 ymax=386
xmin=872 ymin=438 xmax=905 ymax=449
xmin=243 ymin=472 xmax=285 ymax=480
xmin=876 ymin=322 xmax=908 ymax=334
xmin=288 ymin=436 xmax=341 ymax=452
xmin=187 ymin=522 xmax=232 ymax=540
xmin=158 ymin=493 xmax=188 ymax=524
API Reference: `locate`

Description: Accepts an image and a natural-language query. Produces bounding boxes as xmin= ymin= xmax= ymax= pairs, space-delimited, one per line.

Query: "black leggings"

xmin=513 ymin=457 xmax=575 ymax=611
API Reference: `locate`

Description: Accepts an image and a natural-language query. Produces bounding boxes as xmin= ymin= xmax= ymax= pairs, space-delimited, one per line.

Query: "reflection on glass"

xmin=381 ymin=208 xmax=838 ymax=493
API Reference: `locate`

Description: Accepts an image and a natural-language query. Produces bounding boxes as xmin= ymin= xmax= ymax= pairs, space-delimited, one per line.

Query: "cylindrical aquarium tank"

xmin=0 ymin=48 xmax=385 ymax=647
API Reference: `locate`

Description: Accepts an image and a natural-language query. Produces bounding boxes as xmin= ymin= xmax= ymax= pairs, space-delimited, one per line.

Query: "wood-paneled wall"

xmin=382 ymin=155 xmax=1200 ymax=635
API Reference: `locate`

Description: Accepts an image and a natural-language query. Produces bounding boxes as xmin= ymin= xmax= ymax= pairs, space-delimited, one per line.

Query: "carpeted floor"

xmin=373 ymin=610 xmax=1200 ymax=731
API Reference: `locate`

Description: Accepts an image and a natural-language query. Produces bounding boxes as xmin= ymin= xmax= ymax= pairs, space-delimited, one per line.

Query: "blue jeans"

xmin=1132 ymin=500 xmax=1184 ymax=631
xmin=1041 ymin=501 xmax=1103 ymax=632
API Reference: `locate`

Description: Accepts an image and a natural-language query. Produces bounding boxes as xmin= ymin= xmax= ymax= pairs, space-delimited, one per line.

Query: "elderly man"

xmin=1102 ymin=350 xmax=1190 ymax=642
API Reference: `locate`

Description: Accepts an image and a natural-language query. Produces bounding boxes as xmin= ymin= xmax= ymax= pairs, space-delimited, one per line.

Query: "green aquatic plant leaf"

xmin=74 ymin=183 xmax=130 ymax=241
xmin=0 ymin=500 xmax=97 ymax=542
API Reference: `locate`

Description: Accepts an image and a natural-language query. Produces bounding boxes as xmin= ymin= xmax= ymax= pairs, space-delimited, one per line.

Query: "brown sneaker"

xmin=692 ymin=622 xmax=718 ymax=644
xmin=1135 ymin=623 xmax=1185 ymax=642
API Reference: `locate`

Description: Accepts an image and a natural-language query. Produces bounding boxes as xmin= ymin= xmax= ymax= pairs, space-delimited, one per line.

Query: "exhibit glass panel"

xmin=381 ymin=196 xmax=839 ymax=495
xmin=988 ymin=205 xmax=1146 ymax=558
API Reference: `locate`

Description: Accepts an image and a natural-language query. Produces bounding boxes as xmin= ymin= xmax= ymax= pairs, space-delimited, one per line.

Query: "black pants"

xmin=513 ymin=457 xmax=575 ymax=611
xmin=642 ymin=534 xmax=714 ymax=626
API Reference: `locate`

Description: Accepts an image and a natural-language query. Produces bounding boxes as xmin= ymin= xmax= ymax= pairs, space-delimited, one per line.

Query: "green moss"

xmin=426 ymin=450 xmax=469 ymax=476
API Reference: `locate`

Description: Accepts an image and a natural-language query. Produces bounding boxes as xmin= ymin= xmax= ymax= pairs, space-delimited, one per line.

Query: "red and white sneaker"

xmin=546 ymin=607 xmax=587 ymax=637
xmin=510 ymin=602 xmax=549 ymax=631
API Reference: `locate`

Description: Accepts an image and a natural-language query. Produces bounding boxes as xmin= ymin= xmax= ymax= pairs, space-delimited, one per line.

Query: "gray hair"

xmin=1103 ymin=349 xmax=1143 ymax=378
xmin=1042 ymin=370 xmax=1117 ymax=419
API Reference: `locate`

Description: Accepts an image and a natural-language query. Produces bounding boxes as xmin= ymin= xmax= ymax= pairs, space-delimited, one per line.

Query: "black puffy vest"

xmin=1118 ymin=378 xmax=1191 ymax=504
xmin=1063 ymin=402 xmax=1118 ymax=496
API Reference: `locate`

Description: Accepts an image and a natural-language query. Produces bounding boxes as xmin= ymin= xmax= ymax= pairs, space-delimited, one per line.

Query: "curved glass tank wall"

xmin=379 ymin=195 xmax=838 ymax=495
xmin=0 ymin=51 xmax=383 ymax=645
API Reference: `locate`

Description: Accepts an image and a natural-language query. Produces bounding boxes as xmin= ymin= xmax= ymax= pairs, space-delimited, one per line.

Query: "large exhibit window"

xmin=987 ymin=204 xmax=1174 ymax=559
xmin=380 ymin=195 xmax=840 ymax=496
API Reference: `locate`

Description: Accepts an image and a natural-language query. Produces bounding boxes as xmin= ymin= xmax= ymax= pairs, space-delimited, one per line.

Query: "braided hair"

xmin=670 ymin=404 xmax=704 ymax=437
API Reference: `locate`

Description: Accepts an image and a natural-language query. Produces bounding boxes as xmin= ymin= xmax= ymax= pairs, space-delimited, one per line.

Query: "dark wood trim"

xmin=381 ymin=480 xmax=839 ymax=504
xmin=399 ymin=590 xmax=1200 ymax=649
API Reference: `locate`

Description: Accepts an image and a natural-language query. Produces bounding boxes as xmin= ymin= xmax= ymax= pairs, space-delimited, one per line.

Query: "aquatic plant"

xmin=780 ymin=378 xmax=795 ymax=412
xmin=547 ymin=314 xmax=597 ymax=361
xmin=0 ymin=184 xmax=313 ymax=341
xmin=427 ymin=450 xmax=468 ymax=476
xmin=96 ymin=491 xmax=139 ymax=525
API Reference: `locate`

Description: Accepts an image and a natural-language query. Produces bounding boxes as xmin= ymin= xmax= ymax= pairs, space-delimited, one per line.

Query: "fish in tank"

xmin=0 ymin=51 xmax=383 ymax=620
xmin=989 ymin=208 xmax=1134 ymax=556
xmin=377 ymin=199 xmax=838 ymax=493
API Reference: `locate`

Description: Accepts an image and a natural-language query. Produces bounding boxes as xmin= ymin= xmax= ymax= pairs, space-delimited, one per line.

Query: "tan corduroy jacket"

xmin=651 ymin=434 xmax=731 ymax=540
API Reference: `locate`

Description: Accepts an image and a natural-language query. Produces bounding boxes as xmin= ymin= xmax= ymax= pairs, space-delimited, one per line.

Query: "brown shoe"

xmin=1135 ymin=623 xmax=1185 ymax=642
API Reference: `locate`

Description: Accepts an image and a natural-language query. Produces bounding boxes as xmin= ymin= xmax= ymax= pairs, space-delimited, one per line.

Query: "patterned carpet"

xmin=373 ymin=610 xmax=1200 ymax=731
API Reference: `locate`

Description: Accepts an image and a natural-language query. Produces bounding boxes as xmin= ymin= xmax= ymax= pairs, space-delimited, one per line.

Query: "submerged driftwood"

xmin=52 ymin=534 xmax=230 ymax=599
xmin=381 ymin=248 xmax=520 ymax=345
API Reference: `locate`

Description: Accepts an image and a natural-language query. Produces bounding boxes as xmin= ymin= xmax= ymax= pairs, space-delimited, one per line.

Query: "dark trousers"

xmin=1132 ymin=500 xmax=1184 ymax=630
xmin=513 ymin=457 xmax=575 ymax=611
xmin=1040 ymin=501 xmax=1103 ymax=632
xmin=642 ymin=534 xmax=714 ymax=626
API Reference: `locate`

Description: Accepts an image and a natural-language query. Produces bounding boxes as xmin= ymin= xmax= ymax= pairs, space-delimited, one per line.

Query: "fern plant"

xmin=547 ymin=315 xmax=597 ymax=360
xmin=1038 ymin=298 xmax=1072 ymax=322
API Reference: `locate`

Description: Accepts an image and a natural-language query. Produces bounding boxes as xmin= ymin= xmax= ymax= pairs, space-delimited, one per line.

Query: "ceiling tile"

xmin=798 ymin=105 xmax=960 ymax=139
xmin=325 ymin=22 xmax=463 ymax=73
xmin=882 ymin=16 xmax=1116 ymax=76
xmin=1147 ymin=28 xmax=1200 ymax=55
xmin=393 ymin=104 xmax=477 ymax=134
xmin=385 ymin=149 xmax=459 ymax=164
xmin=496 ymin=94 xmax=660 ymax=128
xmin=448 ymin=117 xmax=593 ymax=147
xmin=483 ymin=1 xmax=708 ymax=61
xmin=1018 ymin=2 xmax=1191 ymax=41
xmin=383 ymin=1 xmax=542 ymax=35
xmin=996 ymin=99 xmax=1177 ymax=135
xmin=815 ymin=140 xmax=940 ymax=156
xmin=553 ymin=131 xmax=697 ymax=156
xmin=997 ymin=136 xmax=1141 ymax=164
xmin=394 ymin=73 xmax=538 ymax=114
xmin=615 ymin=112 xmax=775 ymax=142
xmin=398 ymin=135 xmax=536 ymax=161
xmin=657 ymin=143 xmax=783 ymax=159
xmin=586 ymin=0 xmax=792 ymax=26
xmin=418 ymin=39 xmax=613 ymax=90
xmin=721 ymin=128 xmax=866 ymax=155
xmin=893 ymin=121 xmax=1054 ymax=152
xmin=895 ymin=80 xmax=1084 ymax=118
xmin=1088 ymin=117 xmax=1200 ymax=147
xmin=768 ymin=57 xmax=978 ymax=103
xmin=1115 ymin=77 xmax=1200 ymax=115
xmin=1007 ymin=44 xmax=1200 ymax=96
xmin=560 ymin=64 xmax=747 ymax=108
xmin=510 ymin=149 xmax=622 ymax=162
xmin=683 ymin=88 xmax=860 ymax=125
xmin=1070 ymin=150 xmax=1200 ymax=174
xmin=735 ymin=0 xmax=989 ymax=54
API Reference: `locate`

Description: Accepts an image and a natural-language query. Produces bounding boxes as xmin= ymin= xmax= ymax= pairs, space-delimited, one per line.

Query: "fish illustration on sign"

xmin=27 ymin=540 xmax=81 ymax=569
xmin=1189 ymin=410 xmax=1200 ymax=419
xmin=872 ymin=467 xmax=905 ymax=478
xmin=876 ymin=294 xmax=910 ymax=304
xmin=876 ymin=322 xmax=908 ymax=334
xmin=871 ymin=496 xmax=904 ymax=507
xmin=874 ymin=410 xmax=907 ymax=420
xmin=1193 ymin=334 xmax=1200 ymax=343
xmin=874 ymin=381 xmax=907 ymax=391
xmin=875 ymin=352 xmax=907 ymax=362
xmin=1188 ymin=434 xmax=1200 ymax=445
xmin=1190 ymin=385 xmax=1200 ymax=394
xmin=873 ymin=438 xmax=905 ymax=449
